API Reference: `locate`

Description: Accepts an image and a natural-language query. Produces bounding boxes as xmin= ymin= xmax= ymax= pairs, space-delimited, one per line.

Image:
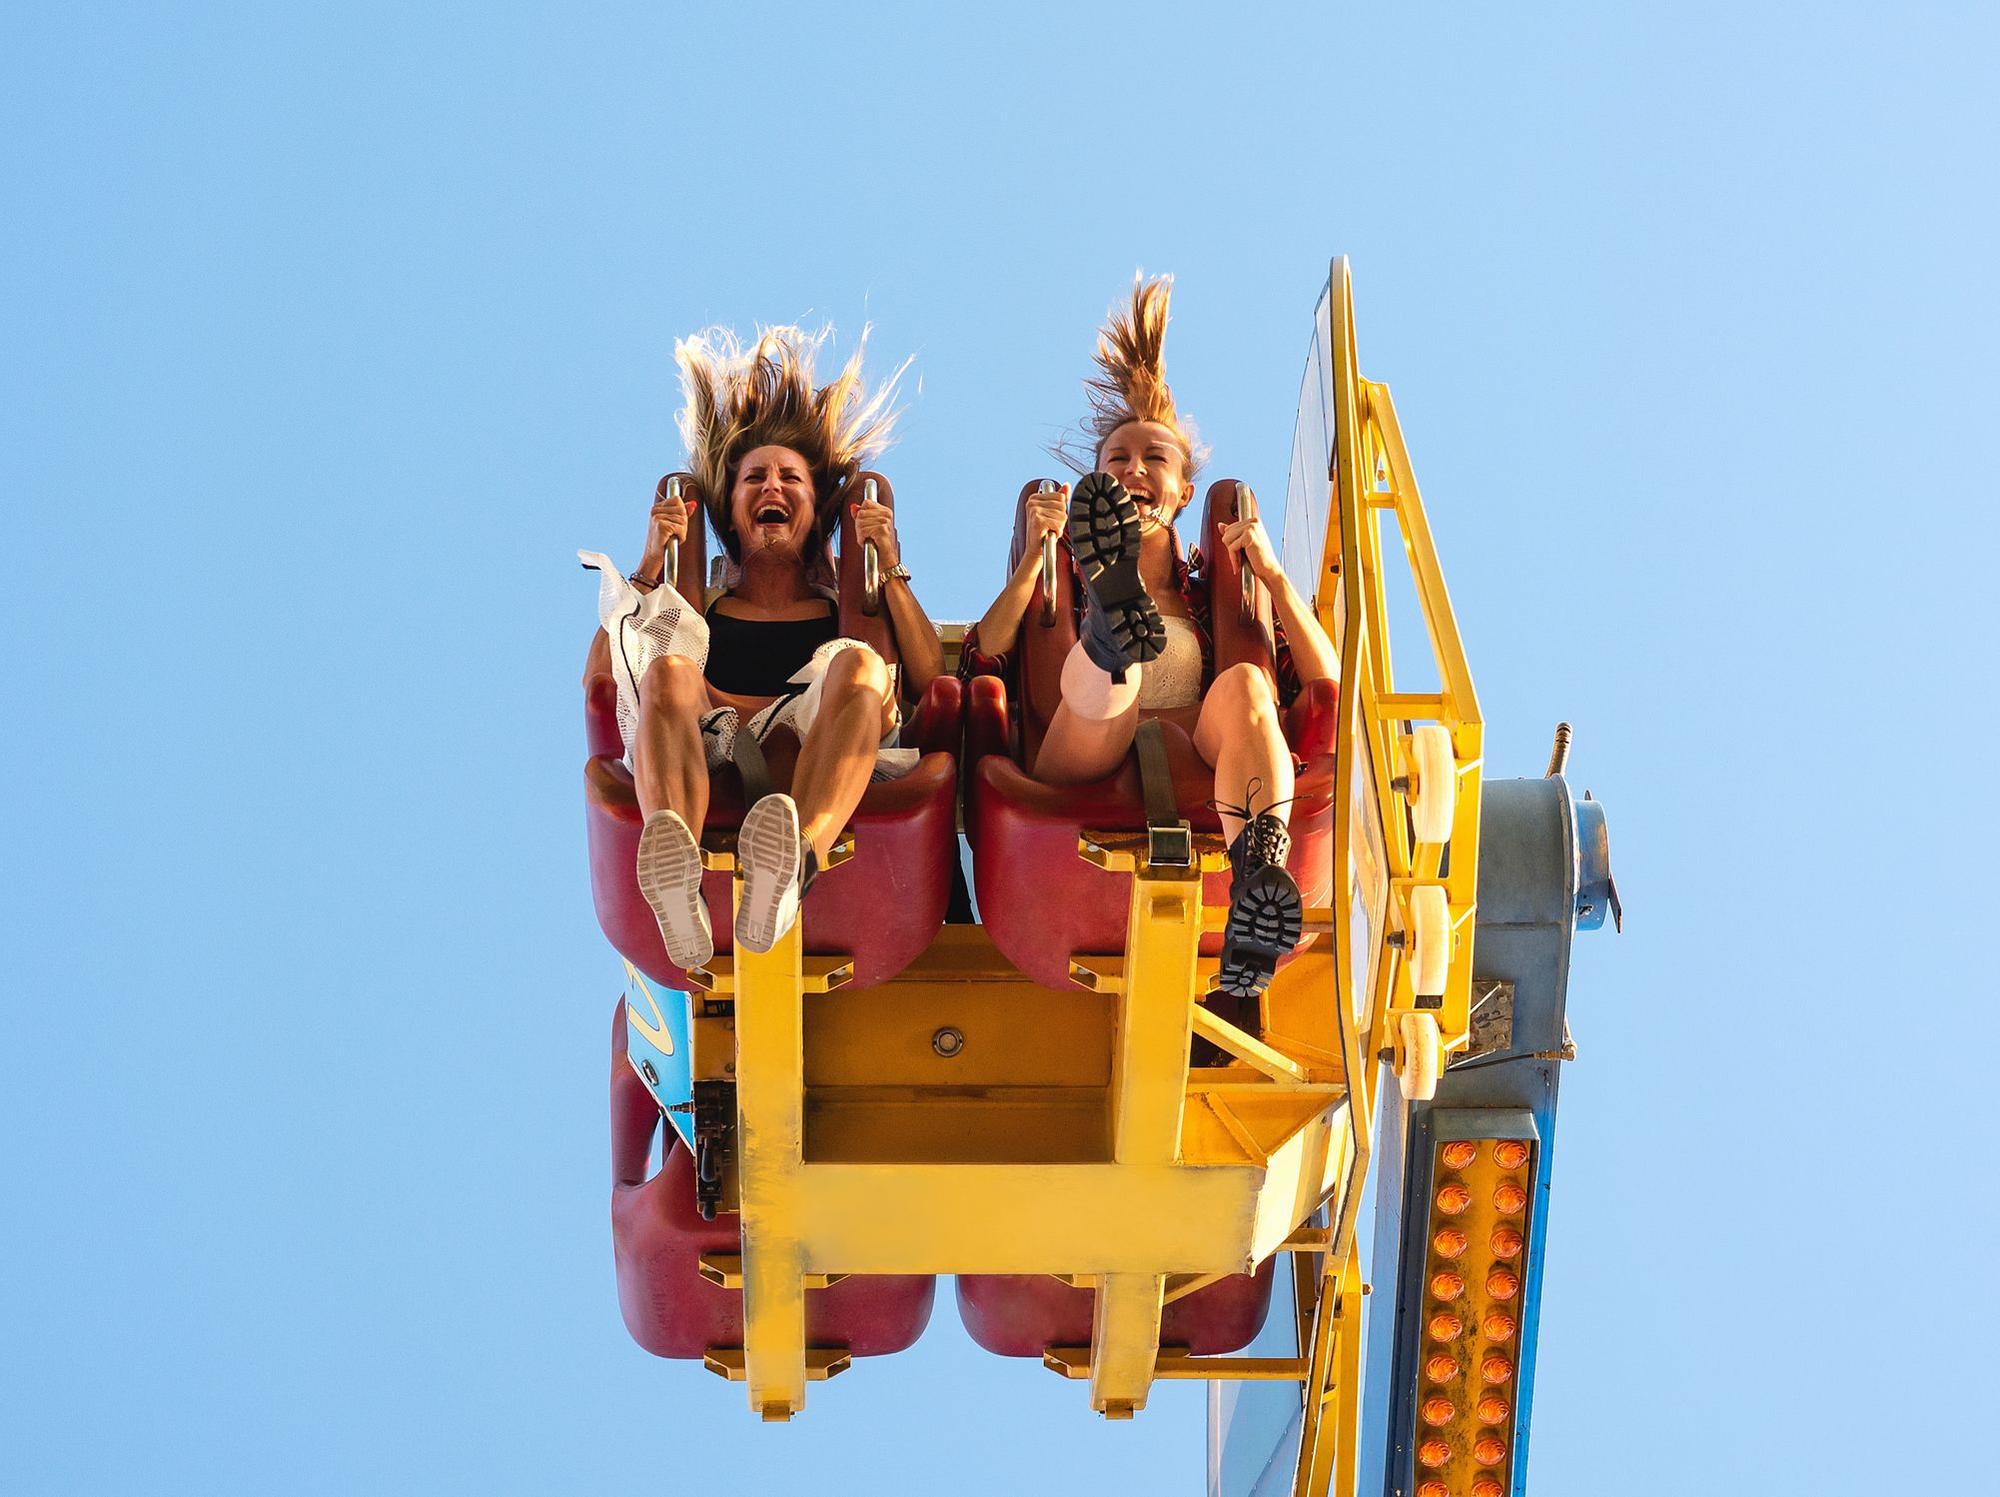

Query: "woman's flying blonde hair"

xmin=1060 ymin=273 xmax=1208 ymax=480
xmin=674 ymin=323 xmax=906 ymax=560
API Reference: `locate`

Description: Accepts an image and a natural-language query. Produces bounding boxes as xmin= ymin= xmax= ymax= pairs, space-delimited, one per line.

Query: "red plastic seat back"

xmin=1201 ymin=478 xmax=1276 ymax=680
xmin=610 ymin=1000 xmax=936 ymax=1360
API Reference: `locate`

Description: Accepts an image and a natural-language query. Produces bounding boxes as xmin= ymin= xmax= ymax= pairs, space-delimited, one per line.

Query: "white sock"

xmin=1060 ymin=641 xmax=1141 ymax=721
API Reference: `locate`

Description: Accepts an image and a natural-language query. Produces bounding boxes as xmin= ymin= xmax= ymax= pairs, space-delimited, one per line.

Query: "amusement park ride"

xmin=582 ymin=259 xmax=1618 ymax=1496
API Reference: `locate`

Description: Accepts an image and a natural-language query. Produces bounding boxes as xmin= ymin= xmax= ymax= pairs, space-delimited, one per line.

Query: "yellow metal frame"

xmin=661 ymin=258 xmax=1479 ymax=1497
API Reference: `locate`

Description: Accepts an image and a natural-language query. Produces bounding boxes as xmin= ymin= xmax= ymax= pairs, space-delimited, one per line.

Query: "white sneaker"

xmin=636 ymin=810 xmax=713 ymax=970
xmin=735 ymin=794 xmax=807 ymax=954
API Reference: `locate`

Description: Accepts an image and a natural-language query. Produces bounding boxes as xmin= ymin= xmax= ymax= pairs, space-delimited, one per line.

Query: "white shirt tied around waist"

xmin=578 ymin=549 xmax=917 ymax=780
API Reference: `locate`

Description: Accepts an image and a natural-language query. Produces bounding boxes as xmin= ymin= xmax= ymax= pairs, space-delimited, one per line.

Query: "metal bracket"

xmin=1461 ymin=979 xmax=1516 ymax=1062
xmin=697 ymin=1253 xmax=848 ymax=1291
xmin=691 ymin=1079 xmax=734 ymax=1222
xmin=702 ymin=1347 xmax=851 ymax=1386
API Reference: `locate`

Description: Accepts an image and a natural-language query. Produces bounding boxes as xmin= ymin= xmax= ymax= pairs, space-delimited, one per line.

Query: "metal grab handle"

xmin=860 ymin=476 xmax=882 ymax=617
xmin=662 ymin=475 xmax=682 ymax=594
xmin=1236 ymin=483 xmax=1259 ymax=627
xmin=1036 ymin=479 xmax=1060 ymax=627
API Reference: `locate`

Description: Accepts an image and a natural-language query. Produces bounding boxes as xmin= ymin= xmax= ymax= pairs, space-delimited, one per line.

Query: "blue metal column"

xmin=1358 ymin=775 xmax=1617 ymax=1497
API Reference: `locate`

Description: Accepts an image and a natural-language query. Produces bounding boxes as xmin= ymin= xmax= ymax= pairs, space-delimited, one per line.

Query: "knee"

xmin=824 ymin=644 xmax=890 ymax=703
xmin=1213 ymin=662 xmax=1279 ymax=727
xmin=639 ymin=653 xmax=705 ymax=715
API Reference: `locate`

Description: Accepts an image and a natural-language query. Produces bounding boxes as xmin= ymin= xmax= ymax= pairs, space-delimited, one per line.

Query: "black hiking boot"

xmin=1216 ymin=811 xmax=1304 ymax=1000
xmin=1067 ymin=472 xmax=1167 ymax=683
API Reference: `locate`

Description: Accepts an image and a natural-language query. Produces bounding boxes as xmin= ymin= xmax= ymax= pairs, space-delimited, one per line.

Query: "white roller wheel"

xmin=1408 ymin=725 xmax=1456 ymax=845
xmin=1408 ymin=884 xmax=1451 ymax=998
xmin=1398 ymin=1011 xmax=1441 ymax=1102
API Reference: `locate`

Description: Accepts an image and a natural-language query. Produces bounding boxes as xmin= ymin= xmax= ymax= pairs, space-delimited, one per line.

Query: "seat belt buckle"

xmin=1146 ymin=820 xmax=1194 ymax=869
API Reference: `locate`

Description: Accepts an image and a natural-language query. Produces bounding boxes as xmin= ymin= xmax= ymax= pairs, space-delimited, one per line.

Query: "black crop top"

xmin=703 ymin=600 xmax=840 ymax=698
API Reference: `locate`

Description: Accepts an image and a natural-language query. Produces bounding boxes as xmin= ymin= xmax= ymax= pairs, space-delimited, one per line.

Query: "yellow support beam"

xmin=1188 ymin=1004 xmax=1313 ymax=1083
xmin=1044 ymin=1349 xmax=1311 ymax=1381
xmin=1089 ymin=1273 xmax=1167 ymax=1417
xmin=731 ymin=883 xmax=809 ymax=1423
xmin=1109 ymin=862 xmax=1203 ymax=1165
xmin=793 ymin=1161 xmax=1260 ymax=1275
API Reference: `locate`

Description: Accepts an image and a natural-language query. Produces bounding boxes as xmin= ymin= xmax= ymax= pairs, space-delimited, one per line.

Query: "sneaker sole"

xmin=636 ymin=811 xmax=713 ymax=970
xmin=735 ymin=795 xmax=804 ymax=954
xmin=1069 ymin=473 xmax=1166 ymax=666
xmin=1216 ymin=864 xmax=1305 ymax=999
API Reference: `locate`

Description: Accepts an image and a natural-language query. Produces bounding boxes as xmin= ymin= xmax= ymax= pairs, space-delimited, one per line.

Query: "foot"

xmin=734 ymin=794 xmax=820 ymax=954
xmin=1068 ymin=472 xmax=1166 ymax=681
xmin=1216 ymin=812 xmax=1303 ymax=1000
xmin=636 ymin=810 xmax=714 ymax=970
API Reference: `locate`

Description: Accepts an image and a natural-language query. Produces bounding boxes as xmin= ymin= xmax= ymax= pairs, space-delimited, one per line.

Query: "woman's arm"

xmin=1223 ymin=515 xmax=1339 ymax=685
xmin=970 ymin=543 xmax=1045 ymax=661
xmin=969 ymin=484 xmax=1069 ymax=660
xmin=852 ymin=487 xmax=945 ymax=696
xmin=884 ymin=574 xmax=944 ymax=695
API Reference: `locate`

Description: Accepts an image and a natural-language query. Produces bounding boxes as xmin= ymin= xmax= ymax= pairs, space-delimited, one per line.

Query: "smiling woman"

xmin=581 ymin=323 xmax=944 ymax=964
xmin=960 ymin=276 xmax=1341 ymax=1001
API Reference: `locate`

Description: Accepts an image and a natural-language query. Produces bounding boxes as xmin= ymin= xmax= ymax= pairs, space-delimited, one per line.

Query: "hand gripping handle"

xmin=860 ymin=476 xmax=883 ymax=617
xmin=1237 ymin=483 xmax=1259 ymax=626
xmin=1036 ymin=478 xmax=1060 ymax=627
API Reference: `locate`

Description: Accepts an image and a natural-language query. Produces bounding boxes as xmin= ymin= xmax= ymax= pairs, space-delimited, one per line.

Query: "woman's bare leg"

xmin=631 ymin=653 xmax=716 ymax=969
xmin=1193 ymin=662 xmax=1292 ymax=843
xmin=632 ymin=654 xmax=711 ymax=829
xmin=1196 ymin=663 xmax=1302 ymax=1002
xmin=790 ymin=646 xmax=895 ymax=862
xmin=1032 ymin=641 xmax=1144 ymax=784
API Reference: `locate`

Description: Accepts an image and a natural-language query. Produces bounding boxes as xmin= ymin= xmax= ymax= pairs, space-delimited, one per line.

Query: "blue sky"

xmin=4 ymin=3 xmax=1993 ymax=1492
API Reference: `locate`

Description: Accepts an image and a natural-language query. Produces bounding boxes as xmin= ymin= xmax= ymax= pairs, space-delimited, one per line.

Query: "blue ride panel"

xmin=621 ymin=961 xmax=694 ymax=1152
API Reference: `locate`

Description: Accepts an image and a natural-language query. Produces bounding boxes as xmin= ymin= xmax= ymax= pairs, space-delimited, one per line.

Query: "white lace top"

xmin=1137 ymin=616 xmax=1204 ymax=710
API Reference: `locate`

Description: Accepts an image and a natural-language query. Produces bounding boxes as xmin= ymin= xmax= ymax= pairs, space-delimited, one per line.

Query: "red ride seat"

xmin=584 ymin=471 xmax=962 ymax=991
xmin=956 ymin=478 xmax=1333 ymax=1361
xmin=611 ymin=1002 xmax=936 ymax=1359
xmin=965 ymin=478 xmax=1337 ymax=994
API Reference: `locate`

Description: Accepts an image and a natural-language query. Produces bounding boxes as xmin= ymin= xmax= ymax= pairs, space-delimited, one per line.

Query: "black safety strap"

xmin=733 ymin=723 xmax=774 ymax=808
xmin=1135 ymin=719 xmax=1193 ymax=868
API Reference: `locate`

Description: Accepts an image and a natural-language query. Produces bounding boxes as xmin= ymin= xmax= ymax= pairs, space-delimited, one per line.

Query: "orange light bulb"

xmin=1418 ymin=1483 xmax=1450 ymax=1497
xmin=1436 ymin=1183 xmax=1473 ymax=1215
xmin=1426 ymin=1353 xmax=1459 ymax=1382
xmin=1441 ymin=1141 xmax=1478 ymax=1169
xmin=1493 ymin=1140 xmax=1530 ymax=1169
xmin=1473 ymin=1434 xmax=1507 ymax=1465
xmin=1476 ymin=1395 xmax=1510 ymax=1425
xmin=1428 ymin=1311 xmax=1465 ymax=1342
xmin=1483 ymin=1311 xmax=1517 ymax=1341
xmin=1417 ymin=1439 xmax=1451 ymax=1470
xmin=1493 ymin=1183 xmax=1528 ymax=1214
xmin=1431 ymin=1270 xmax=1466 ymax=1301
xmin=1471 ymin=1478 xmax=1504 ymax=1497
xmin=1490 ymin=1226 xmax=1524 ymax=1260
xmin=1433 ymin=1227 xmax=1469 ymax=1259
xmin=1421 ymin=1395 xmax=1455 ymax=1426
xmin=1486 ymin=1267 xmax=1520 ymax=1301
xmin=1480 ymin=1353 xmax=1513 ymax=1385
